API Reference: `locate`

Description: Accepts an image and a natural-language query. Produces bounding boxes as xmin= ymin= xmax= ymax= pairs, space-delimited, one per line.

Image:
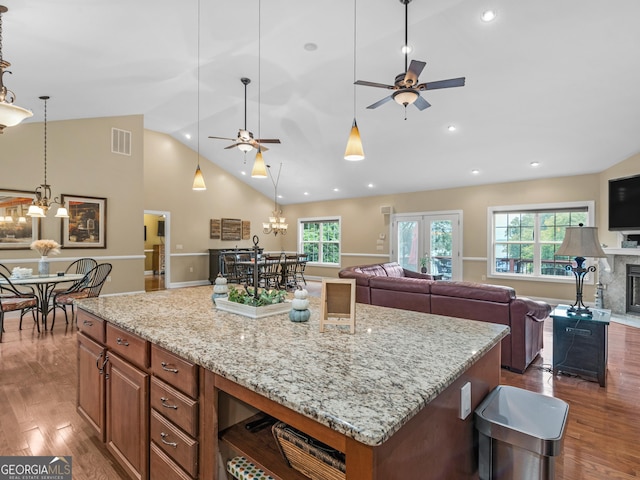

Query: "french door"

xmin=392 ymin=212 xmax=462 ymax=280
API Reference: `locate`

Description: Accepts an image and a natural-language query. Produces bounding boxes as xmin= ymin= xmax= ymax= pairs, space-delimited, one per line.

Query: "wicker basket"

xmin=272 ymin=422 xmax=346 ymax=480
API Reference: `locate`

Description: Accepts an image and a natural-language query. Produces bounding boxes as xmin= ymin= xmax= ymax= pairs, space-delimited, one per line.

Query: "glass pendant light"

xmin=344 ymin=0 xmax=365 ymax=161
xmin=192 ymin=0 xmax=206 ymax=191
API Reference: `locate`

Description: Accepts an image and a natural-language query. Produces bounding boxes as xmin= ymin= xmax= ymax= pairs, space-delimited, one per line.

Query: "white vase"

xmin=38 ymin=256 xmax=50 ymax=277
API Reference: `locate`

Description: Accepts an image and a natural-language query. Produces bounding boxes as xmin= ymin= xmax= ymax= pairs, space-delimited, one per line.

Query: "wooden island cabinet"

xmin=76 ymin=287 xmax=508 ymax=480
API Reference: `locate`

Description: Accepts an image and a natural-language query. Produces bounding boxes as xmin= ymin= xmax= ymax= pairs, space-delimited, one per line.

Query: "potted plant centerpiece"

xmin=214 ymin=285 xmax=290 ymax=319
xmin=420 ymin=255 xmax=430 ymax=274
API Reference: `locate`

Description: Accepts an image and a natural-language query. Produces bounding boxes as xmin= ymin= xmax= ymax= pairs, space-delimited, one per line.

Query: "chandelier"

xmin=0 ymin=6 xmax=33 ymax=133
xmin=26 ymin=96 xmax=69 ymax=218
xmin=262 ymin=164 xmax=288 ymax=236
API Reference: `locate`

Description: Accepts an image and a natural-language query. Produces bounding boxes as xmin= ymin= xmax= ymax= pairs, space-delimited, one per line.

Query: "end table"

xmin=551 ymin=305 xmax=611 ymax=387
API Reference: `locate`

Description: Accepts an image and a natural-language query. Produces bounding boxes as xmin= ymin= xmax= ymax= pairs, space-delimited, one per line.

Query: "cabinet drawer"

xmin=151 ymin=345 xmax=198 ymax=398
xmin=77 ymin=309 xmax=106 ymax=344
xmin=151 ymin=409 xmax=198 ymax=478
xmin=151 ymin=376 xmax=198 ymax=437
xmin=106 ymin=323 xmax=149 ymax=369
xmin=150 ymin=442 xmax=193 ymax=480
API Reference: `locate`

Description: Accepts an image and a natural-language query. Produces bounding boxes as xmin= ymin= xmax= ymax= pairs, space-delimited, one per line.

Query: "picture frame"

xmin=210 ymin=219 xmax=221 ymax=239
xmin=61 ymin=194 xmax=107 ymax=248
xmin=221 ymin=218 xmax=242 ymax=241
xmin=0 ymin=189 xmax=40 ymax=249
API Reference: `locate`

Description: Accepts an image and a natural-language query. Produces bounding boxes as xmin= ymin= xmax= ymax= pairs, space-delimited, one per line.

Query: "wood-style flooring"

xmin=0 ymin=284 xmax=638 ymax=479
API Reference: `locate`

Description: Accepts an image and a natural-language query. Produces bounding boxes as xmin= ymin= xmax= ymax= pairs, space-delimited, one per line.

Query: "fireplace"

xmin=627 ymin=265 xmax=640 ymax=314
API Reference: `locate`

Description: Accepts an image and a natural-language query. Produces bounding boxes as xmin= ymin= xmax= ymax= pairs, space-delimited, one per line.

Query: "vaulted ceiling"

xmin=4 ymin=0 xmax=640 ymax=204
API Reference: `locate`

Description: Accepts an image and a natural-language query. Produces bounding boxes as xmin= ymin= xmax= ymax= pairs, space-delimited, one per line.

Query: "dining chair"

xmin=262 ymin=254 xmax=283 ymax=289
xmin=53 ymin=258 xmax=98 ymax=293
xmin=295 ymin=253 xmax=308 ymax=286
xmin=51 ymin=263 xmax=112 ymax=328
xmin=282 ymin=254 xmax=299 ymax=289
xmin=0 ymin=271 xmax=39 ymax=341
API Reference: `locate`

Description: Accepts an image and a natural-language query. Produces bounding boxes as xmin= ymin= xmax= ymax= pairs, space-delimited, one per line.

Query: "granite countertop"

xmin=76 ymin=286 xmax=509 ymax=446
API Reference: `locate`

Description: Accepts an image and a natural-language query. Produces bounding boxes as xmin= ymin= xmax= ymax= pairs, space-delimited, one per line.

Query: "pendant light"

xmin=0 ymin=6 xmax=33 ymax=133
xmin=251 ymin=0 xmax=268 ymax=179
xmin=192 ymin=0 xmax=206 ymax=190
xmin=26 ymin=96 xmax=69 ymax=218
xmin=344 ymin=0 xmax=365 ymax=161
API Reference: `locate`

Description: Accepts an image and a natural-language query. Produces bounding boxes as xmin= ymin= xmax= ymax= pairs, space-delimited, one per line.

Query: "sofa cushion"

xmin=430 ymin=281 xmax=515 ymax=303
xmin=358 ymin=264 xmax=389 ymax=277
xmin=381 ymin=262 xmax=405 ymax=278
xmin=370 ymin=276 xmax=431 ymax=294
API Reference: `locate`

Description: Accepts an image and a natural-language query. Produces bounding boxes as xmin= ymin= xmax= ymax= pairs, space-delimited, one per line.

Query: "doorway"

xmin=144 ymin=211 xmax=170 ymax=291
xmin=392 ymin=211 xmax=462 ymax=280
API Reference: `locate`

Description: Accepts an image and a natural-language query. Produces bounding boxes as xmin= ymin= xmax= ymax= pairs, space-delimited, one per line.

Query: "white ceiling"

xmin=3 ymin=0 xmax=640 ymax=204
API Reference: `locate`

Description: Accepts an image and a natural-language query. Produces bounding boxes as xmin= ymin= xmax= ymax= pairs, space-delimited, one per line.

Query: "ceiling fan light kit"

xmin=355 ymin=0 xmax=465 ymax=116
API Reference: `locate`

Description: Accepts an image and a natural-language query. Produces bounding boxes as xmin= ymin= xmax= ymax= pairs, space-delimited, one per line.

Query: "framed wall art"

xmin=221 ymin=218 xmax=242 ymax=241
xmin=210 ymin=219 xmax=221 ymax=239
xmin=61 ymin=194 xmax=107 ymax=248
xmin=0 ymin=189 xmax=40 ymax=249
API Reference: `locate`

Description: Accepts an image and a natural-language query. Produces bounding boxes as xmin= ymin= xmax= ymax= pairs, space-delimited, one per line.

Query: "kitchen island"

xmin=76 ymin=286 xmax=509 ymax=480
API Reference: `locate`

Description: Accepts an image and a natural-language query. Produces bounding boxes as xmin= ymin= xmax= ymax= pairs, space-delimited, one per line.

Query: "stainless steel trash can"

xmin=475 ymin=385 xmax=569 ymax=480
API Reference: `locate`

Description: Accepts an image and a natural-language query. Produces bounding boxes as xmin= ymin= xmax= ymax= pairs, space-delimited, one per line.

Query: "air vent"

xmin=111 ymin=128 xmax=131 ymax=156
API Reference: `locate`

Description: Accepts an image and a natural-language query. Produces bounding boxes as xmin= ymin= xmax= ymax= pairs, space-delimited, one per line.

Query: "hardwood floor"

xmin=1 ymin=288 xmax=638 ymax=479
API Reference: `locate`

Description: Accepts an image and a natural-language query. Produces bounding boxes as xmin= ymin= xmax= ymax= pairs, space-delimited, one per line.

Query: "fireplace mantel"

xmin=603 ymin=248 xmax=640 ymax=256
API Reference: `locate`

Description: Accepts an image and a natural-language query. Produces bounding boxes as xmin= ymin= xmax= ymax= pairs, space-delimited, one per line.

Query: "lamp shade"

xmin=555 ymin=225 xmax=607 ymax=258
xmin=54 ymin=207 xmax=69 ymax=218
xmin=251 ymin=150 xmax=268 ymax=178
xmin=344 ymin=118 xmax=365 ymax=161
xmin=26 ymin=205 xmax=45 ymax=218
xmin=192 ymin=165 xmax=206 ymax=190
xmin=0 ymin=102 xmax=33 ymax=132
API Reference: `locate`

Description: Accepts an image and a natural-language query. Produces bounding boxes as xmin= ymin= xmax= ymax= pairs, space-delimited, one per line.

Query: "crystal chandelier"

xmin=262 ymin=164 xmax=288 ymax=236
xmin=26 ymin=96 xmax=69 ymax=218
xmin=0 ymin=5 xmax=33 ymax=133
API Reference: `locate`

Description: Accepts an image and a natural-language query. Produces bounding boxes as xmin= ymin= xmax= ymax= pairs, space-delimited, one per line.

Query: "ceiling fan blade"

xmin=254 ymin=144 xmax=269 ymax=152
xmin=208 ymin=136 xmax=236 ymax=141
xmin=366 ymin=95 xmax=394 ymax=109
xmin=224 ymin=143 xmax=240 ymax=150
xmin=404 ymin=60 xmax=426 ymax=87
xmin=355 ymin=80 xmax=396 ymax=90
xmin=254 ymin=138 xmax=281 ymax=144
xmin=419 ymin=77 xmax=466 ymax=91
xmin=413 ymin=95 xmax=431 ymax=111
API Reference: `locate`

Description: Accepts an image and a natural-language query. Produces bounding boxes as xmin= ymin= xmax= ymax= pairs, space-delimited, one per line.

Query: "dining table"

xmin=235 ymin=256 xmax=298 ymax=289
xmin=3 ymin=273 xmax=84 ymax=330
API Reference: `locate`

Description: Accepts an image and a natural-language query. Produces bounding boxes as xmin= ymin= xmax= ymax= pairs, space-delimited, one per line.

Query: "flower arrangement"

xmin=227 ymin=285 xmax=286 ymax=307
xmin=30 ymin=239 xmax=61 ymax=257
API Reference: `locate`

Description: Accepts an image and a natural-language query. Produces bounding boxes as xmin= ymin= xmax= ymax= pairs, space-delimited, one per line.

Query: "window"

xmin=299 ymin=217 xmax=341 ymax=265
xmin=489 ymin=202 xmax=594 ymax=280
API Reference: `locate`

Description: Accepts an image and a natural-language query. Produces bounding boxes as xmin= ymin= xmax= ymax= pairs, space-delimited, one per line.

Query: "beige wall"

xmin=280 ymin=167 xmax=640 ymax=302
xmin=143 ymin=130 xmax=283 ymax=286
xmin=1 ymin=115 xmax=145 ymax=294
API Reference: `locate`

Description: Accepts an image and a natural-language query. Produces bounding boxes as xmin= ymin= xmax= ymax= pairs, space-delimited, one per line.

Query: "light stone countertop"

xmin=76 ymin=286 xmax=509 ymax=446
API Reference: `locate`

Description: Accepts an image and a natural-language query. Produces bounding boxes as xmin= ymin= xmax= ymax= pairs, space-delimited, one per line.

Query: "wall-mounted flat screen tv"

xmin=157 ymin=220 xmax=165 ymax=237
xmin=609 ymin=173 xmax=640 ymax=231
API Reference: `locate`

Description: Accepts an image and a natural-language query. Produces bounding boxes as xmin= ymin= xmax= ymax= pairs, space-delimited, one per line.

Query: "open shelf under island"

xmin=75 ymin=286 xmax=509 ymax=480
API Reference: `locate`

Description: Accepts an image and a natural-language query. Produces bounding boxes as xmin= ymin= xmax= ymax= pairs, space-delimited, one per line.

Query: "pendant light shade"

xmin=192 ymin=165 xmax=206 ymax=190
xmin=344 ymin=118 xmax=364 ymax=161
xmin=251 ymin=149 xmax=268 ymax=178
xmin=0 ymin=6 xmax=33 ymax=133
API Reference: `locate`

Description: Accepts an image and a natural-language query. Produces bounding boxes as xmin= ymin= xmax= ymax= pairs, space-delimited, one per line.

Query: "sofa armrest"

xmin=403 ymin=269 xmax=433 ymax=280
xmin=338 ymin=269 xmax=371 ymax=287
xmin=514 ymin=297 xmax=552 ymax=321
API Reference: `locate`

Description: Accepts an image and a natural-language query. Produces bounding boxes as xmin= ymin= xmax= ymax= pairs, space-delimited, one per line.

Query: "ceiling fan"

xmin=355 ymin=0 xmax=465 ymax=113
xmin=208 ymin=77 xmax=281 ymax=153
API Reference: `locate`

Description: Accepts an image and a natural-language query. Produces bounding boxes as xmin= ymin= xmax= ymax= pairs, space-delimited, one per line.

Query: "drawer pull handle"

xmin=161 ymin=362 xmax=179 ymax=373
xmin=116 ymin=338 xmax=129 ymax=347
xmin=83 ymin=320 xmax=93 ymax=327
xmin=160 ymin=397 xmax=178 ymax=410
xmin=160 ymin=432 xmax=177 ymax=448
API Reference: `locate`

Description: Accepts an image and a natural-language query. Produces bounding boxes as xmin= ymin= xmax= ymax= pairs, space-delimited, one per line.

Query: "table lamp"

xmin=555 ymin=223 xmax=607 ymax=315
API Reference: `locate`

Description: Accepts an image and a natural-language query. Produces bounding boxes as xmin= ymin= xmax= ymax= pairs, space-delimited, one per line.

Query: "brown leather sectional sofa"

xmin=338 ymin=262 xmax=551 ymax=373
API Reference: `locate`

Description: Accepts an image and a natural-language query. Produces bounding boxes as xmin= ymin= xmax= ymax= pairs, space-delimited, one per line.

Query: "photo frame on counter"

xmin=0 ymin=189 xmax=40 ymax=249
xmin=221 ymin=218 xmax=242 ymax=241
xmin=61 ymin=194 xmax=107 ymax=248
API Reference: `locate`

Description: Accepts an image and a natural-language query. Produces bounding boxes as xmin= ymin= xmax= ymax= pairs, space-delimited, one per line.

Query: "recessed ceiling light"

xmin=240 ymin=171 xmax=246 ymax=176
xmin=367 ymin=183 xmax=374 ymax=188
xmin=401 ymin=44 xmax=412 ymax=55
xmin=277 ymin=194 xmax=283 ymax=199
xmin=333 ymin=188 xmax=339 ymax=192
xmin=481 ymin=10 xmax=497 ymax=22
xmin=447 ymin=125 xmax=457 ymax=132
xmin=530 ymin=161 xmax=540 ymax=167
xmin=471 ymin=169 xmax=480 ymax=175
xmin=304 ymin=192 xmax=309 ymax=196
xmin=185 ymin=133 xmax=192 ymax=140
xmin=304 ymin=43 xmax=318 ymax=51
